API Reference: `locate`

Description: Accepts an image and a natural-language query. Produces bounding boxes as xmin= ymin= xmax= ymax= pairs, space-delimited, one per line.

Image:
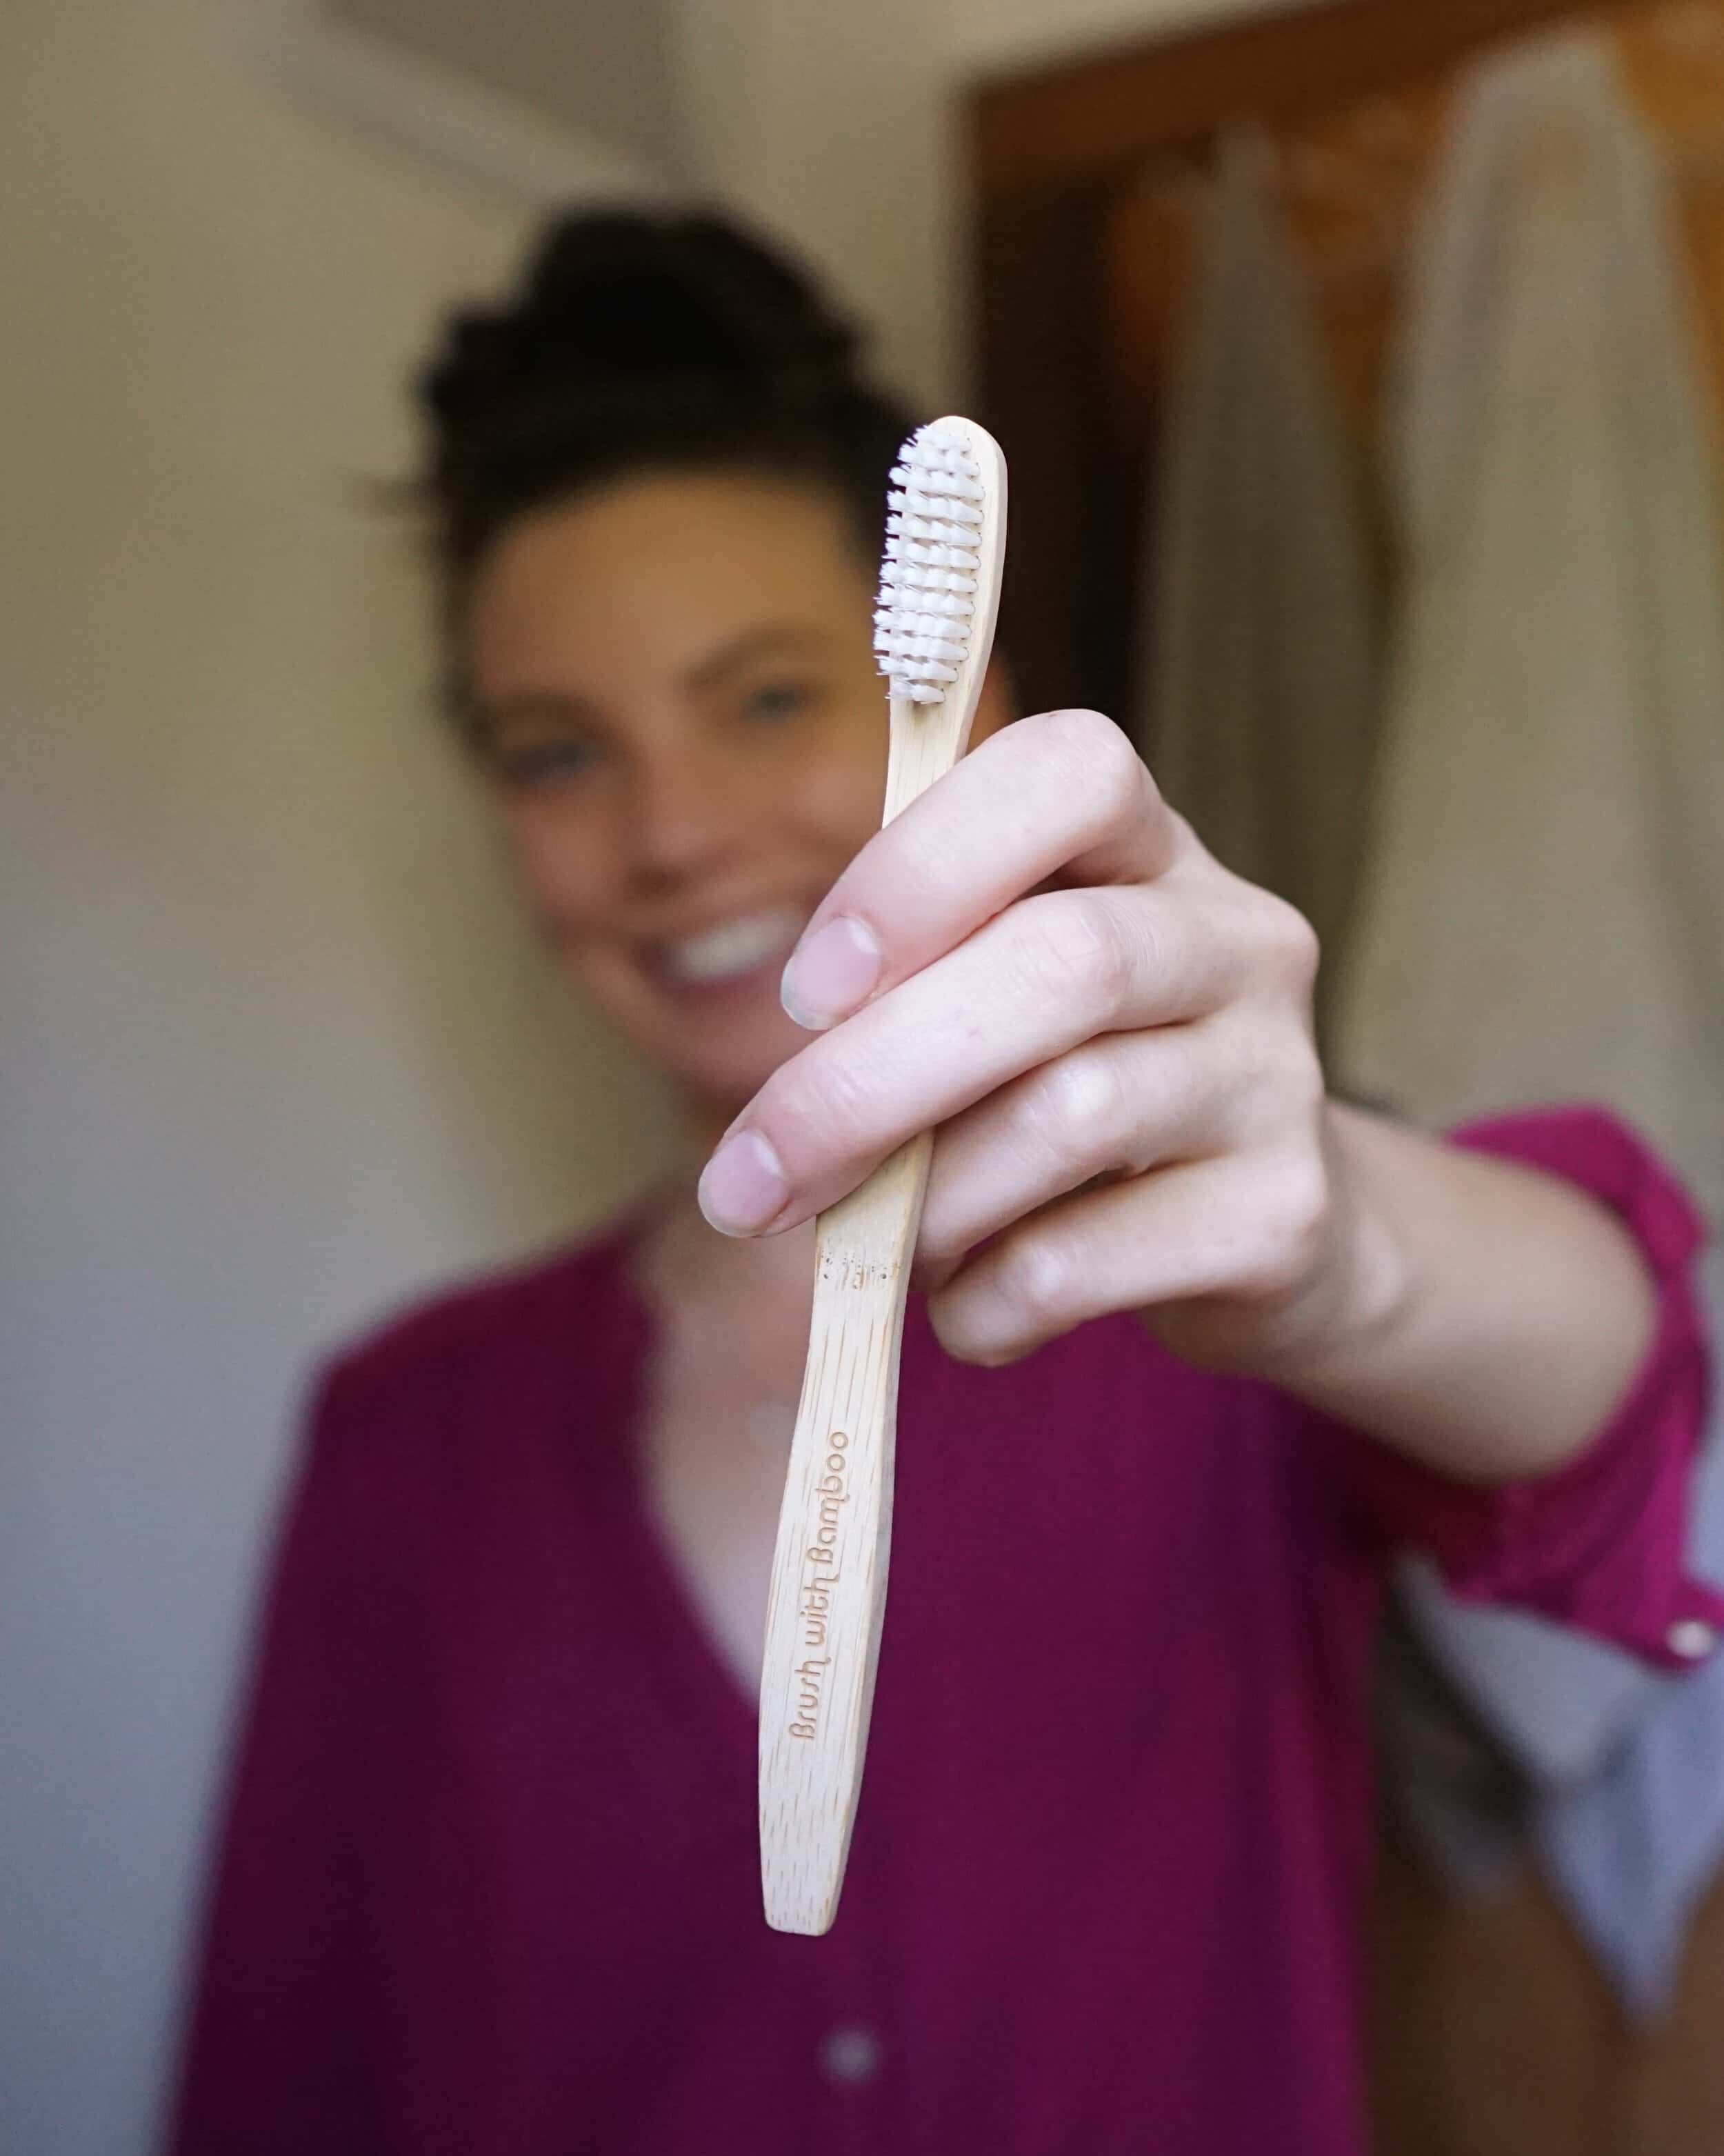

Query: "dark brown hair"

xmin=417 ymin=209 xmax=919 ymax=610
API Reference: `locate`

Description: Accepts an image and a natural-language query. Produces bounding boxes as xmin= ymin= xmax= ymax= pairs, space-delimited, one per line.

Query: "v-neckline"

xmin=599 ymin=1224 xmax=767 ymax=1748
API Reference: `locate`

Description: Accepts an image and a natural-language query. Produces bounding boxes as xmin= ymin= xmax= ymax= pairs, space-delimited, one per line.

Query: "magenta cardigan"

xmin=168 ymin=1108 xmax=1718 ymax=2155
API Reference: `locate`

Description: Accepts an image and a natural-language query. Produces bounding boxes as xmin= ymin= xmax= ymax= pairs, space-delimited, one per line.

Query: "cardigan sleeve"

xmin=1340 ymin=1106 xmax=1722 ymax=1672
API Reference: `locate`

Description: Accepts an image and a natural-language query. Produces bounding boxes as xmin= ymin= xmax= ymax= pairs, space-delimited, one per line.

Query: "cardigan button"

xmin=820 ymin=2025 xmax=882 ymax=2085
xmin=1668 ymin=1619 xmax=1718 ymax=1662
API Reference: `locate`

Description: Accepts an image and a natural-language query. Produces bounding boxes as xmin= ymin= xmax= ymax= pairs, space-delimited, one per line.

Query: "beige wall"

xmin=945 ymin=0 xmax=1323 ymax=72
xmin=672 ymin=0 xmax=959 ymax=402
xmin=669 ymin=0 xmax=1321 ymax=410
xmin=0 ymin=3 xmax=673 ymax=2148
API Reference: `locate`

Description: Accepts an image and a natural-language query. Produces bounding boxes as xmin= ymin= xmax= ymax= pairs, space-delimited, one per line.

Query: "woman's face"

xmin=463 ymin=472 xmax=1005 ymax=1117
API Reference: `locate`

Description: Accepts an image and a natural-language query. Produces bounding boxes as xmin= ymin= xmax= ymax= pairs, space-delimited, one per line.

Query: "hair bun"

xmin=425 ymin=212 xmax=864 ymax=441
xmin=417 ymin=208 xmax=918 ymax=593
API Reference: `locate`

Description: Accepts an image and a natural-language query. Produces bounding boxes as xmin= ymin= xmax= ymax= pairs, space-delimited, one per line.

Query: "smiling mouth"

xmin=654 ymin=906 xmax=808 ymax=989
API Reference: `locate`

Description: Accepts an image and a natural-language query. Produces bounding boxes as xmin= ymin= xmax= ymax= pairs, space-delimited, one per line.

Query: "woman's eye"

xmin=743 ymin=680 xmax=816 ymax=725
xmin=491 ymin=736 xmax=603 ymax=790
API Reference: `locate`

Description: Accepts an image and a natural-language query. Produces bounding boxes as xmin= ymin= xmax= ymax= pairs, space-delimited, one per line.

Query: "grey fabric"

xmin=1332 ymin=30 xmax=1724 ymax=1225
xmin=1537 ymin=1486 xmax=1724 ymax=2017
xmin=1399 ymin=1559 xmax=1672 ymax=1791
xmin=1138 ymin=125 xmax=1381 ymax=1030
xmin=1390 ymin=1252 xmax=1724 ymax=2020
xmin=1376 ymin=1597 xmax=1529 ymax=1901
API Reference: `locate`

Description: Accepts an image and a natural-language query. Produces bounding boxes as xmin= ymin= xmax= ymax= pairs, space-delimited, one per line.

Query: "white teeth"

xmin=661 ymin=907 xmax=805 ymax=987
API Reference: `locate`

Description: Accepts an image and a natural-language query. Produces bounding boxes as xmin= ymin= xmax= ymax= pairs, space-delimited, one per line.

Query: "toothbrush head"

xmin=873 ymin=422 xmax=988 ymax=706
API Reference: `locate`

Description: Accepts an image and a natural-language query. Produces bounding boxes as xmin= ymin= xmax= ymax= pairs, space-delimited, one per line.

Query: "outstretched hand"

xmin=698 ymin=708 xmax=1351 ymax=1373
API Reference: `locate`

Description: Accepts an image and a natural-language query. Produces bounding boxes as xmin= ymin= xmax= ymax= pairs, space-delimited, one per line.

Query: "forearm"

xmin=1260 ymin=1104 xmax=1658 ymax=1484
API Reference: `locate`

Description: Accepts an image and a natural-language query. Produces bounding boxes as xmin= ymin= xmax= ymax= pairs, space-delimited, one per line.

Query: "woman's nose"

xmin=626 ymin=745 xmax=748 ymax=883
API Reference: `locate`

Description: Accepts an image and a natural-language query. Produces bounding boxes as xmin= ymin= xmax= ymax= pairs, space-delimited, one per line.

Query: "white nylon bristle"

xmin=874 ymin=426 xmax=984 ymax=704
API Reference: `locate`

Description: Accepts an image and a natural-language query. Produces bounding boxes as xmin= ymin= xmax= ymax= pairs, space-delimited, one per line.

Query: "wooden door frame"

xmin=965 ymin=0 xmax=1611 ymax=716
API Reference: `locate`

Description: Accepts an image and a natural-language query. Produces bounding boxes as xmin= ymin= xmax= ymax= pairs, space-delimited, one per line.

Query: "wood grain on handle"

xmin=756 ymin=690 xmax=966 ymax=1939
xmin=759 ymin=416 xmax=1005 ymax=1936
xmin=757 ymin=1130 xmax=930 ymax=1935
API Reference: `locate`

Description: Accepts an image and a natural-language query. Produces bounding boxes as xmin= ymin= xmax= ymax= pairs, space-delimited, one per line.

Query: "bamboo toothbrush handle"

xmin=757 ymin=1130 xmax=931 ymax=1935
xmin=759 ymin=695 xmax=959 ymax=1939
xmin=759 ymin=416 xmax=1006 ymax=1937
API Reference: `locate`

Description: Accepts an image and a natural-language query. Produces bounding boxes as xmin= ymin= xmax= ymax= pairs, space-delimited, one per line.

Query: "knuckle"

xmin=1277 ymin=1150 xmax=1333 ymax=1247
xmin=994 ymin=1232 xmax=1077 ymax=1330
xmin=1236 ymin=1152 xmax=1332 ymax=1298
xmin=1270 ymin=1029 xmax=1327 ymax=1124
xmin=1034 ymin=703 xmax=1118 ymax=757
xmin=1213 ymin=1008 xmax=1323 ymax=1139
xmin=1256 ymin=893 xmax=1322 ymax=991
xmin=1036 ymin=708 xmax=1147 ymax=820
xmin=1295 ymin=1059 xmax=1327 ymax=1130
xmin=1025 ymin=891 xmax=1139 ymax=1014
xmin=1023 ymin=1048 xmax=1126 ymax=1173
xmin=1221 ymin=983 xmax=1325 ymax=1134
xmin=1091 ymin=728 xmax=1150 ymax=822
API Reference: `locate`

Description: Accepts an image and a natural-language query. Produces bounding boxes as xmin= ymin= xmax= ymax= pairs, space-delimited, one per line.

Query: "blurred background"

xmin=5 ymin=1 xmax=1723 ymax=2151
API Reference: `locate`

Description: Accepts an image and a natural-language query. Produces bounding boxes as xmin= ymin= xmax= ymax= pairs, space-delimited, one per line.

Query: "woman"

xmin=169 ymin=212 xmax=1716 ymax=2155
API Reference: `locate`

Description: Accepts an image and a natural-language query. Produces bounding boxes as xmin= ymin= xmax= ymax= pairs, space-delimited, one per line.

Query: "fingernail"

xmin=698 ymin=1129 xmax=789 ymax=1237
xmin=781 ymin=915 xmax=883 ymax=1030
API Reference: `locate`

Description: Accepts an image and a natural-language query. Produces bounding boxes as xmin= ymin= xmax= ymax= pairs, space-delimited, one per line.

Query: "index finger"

xmin=779 ymin=707 xmax=1185 ymax=1032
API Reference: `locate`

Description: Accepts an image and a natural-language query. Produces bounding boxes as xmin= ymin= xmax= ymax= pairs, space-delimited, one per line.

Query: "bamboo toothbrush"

xmin=758 ymin=416 xmax=1008 ymax=1935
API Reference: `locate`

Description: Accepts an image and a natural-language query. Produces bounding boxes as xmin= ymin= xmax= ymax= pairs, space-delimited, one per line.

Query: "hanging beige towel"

xmin=1139 ymin=126 xmax=1381 ymax=1016
xmin=1333 ymin=30 xmax=1724 ymax=1221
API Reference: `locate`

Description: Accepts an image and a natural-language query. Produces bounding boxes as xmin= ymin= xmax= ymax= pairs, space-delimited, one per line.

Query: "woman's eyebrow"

xmin=684 ymin=623 xmax=831 ymax=690
xmin=472 ymin=688 xmax=601 ymax=735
